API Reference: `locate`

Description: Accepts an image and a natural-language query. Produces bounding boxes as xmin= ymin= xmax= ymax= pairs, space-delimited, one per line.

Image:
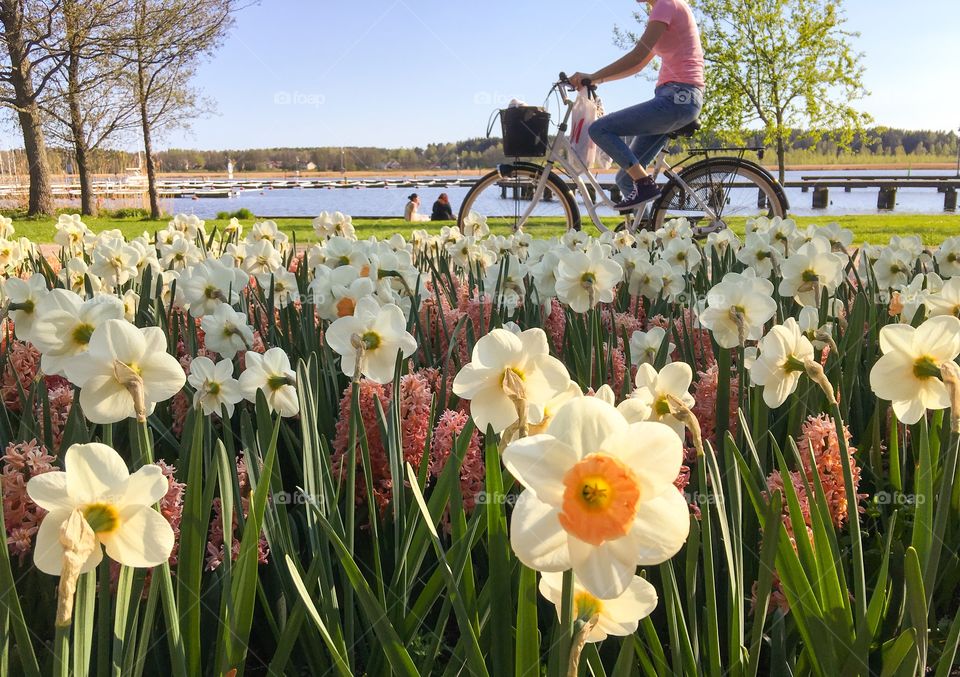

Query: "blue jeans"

xmin=588 ymin=82 xmax=704 ymax=197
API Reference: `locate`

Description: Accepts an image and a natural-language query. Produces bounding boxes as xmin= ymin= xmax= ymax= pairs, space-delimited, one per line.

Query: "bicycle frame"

xmin=512 ymin=82 xmax=723 ymax=234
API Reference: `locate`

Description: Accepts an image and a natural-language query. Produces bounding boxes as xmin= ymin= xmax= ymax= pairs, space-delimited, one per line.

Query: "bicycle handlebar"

xmin=558 ymin=71 xmax=595 ymax=92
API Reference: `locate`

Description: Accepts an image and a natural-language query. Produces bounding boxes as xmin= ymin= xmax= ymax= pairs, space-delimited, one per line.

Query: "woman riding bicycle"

xmin=570 ymin=0 xmax=704 ymax=212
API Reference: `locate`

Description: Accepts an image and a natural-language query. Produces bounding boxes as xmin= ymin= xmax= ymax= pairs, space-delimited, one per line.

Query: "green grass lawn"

xmin=6 ymin=212 xmax=960 ymax=246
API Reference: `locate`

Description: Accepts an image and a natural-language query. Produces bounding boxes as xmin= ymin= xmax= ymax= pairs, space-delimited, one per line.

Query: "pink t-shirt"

xmin=648 ymin=0 xmax=705 ymax=89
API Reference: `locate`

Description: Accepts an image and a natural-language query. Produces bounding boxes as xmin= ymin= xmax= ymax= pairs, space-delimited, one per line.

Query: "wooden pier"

xmin=497 ymin=175 xmax=960 ymax=212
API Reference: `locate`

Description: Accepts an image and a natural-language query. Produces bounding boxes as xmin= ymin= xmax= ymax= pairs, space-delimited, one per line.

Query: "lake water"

xmin=157 ymin=168 xmax=958 ymax=220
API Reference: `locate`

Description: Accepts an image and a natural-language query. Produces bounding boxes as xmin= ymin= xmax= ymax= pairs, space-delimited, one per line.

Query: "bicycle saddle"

xmin=668 ymin=120 xmax=701 ymax=139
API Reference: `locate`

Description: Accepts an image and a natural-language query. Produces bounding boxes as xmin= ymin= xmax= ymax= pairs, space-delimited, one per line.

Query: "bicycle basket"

xmin=501 ymin=106 xmax=551 ymax=158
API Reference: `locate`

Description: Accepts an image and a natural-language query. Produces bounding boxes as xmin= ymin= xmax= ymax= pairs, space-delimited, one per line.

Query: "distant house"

xmin=305 ymin=161 xmax=317 ymax=170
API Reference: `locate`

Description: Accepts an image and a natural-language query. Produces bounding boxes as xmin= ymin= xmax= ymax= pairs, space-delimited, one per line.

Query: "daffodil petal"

xmin=102 ymin=506 xmax=175 ymax=568
xmin=509 ymin=491 xmax=570 ymax=572
xmin=502 ymin=435 xmax=577 ymax=503
xmin=545 ymin=397 xmax=626 ymax=460
xmin=567 ymin=535 xmax=637 ymax=599
xmin=65 ymin=443 xmax=130 ymax=504
xmin=26 ymin=471 xmax=73 ymax=513
xmin=629 ymin=488 xmax=691 ymax=565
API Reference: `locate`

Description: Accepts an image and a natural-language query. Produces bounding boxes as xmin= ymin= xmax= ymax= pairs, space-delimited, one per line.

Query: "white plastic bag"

xmin=569 ymin=89 xmax=598 ymax=170
xmin=592 ymin=95 xmax=614 ymax=171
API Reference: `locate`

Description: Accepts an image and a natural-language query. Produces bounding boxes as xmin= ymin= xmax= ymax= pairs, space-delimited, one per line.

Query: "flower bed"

xmin=0 ymin=210 xmax=957 ymax=675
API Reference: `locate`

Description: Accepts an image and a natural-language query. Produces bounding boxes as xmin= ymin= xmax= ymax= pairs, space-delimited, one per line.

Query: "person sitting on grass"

xmin=569 ymin=0 xmax=704 ymax=212
xmin=431 ymin=193 xmax=455 ymax=221
xmin=404 ymin=193 xmax=430 ymax=222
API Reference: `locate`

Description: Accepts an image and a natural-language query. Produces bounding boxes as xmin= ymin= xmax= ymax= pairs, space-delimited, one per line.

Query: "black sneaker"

xmin=615 ymin=178 xmax=660 ymax=211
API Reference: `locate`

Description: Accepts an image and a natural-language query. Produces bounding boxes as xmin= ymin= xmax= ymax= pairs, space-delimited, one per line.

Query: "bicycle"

xmin=458 ymin=73 xmax=789 ymax=236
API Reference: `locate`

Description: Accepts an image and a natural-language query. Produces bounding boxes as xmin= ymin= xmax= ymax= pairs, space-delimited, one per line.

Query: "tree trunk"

xmin=16 ymin=104 xmax=54 ymax=215
xmin=72 ymin=134 xmax=94 ymax=216
xmin=776 ymin=131 xmax=786 ymax=185
xmin=134 ymin=52 xmax=161 ymax=219
xmin=65 ymin=29 xmax=95 ymax=216
xmin=139 ymin=96 xmax=160 ymax=219
xmin=0 ymin=1 xmax=55 ymax=216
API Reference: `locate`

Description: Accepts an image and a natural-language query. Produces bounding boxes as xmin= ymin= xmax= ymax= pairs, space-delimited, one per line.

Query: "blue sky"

xmin=12 ymin=0 xmax=960 ymax=150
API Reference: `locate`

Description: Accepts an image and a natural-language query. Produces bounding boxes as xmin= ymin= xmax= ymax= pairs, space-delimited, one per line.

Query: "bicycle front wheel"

xmin=457 ymin=164 xmax=581 ymax=233
xmin=651 ymin=158 xmax=788 ymax=232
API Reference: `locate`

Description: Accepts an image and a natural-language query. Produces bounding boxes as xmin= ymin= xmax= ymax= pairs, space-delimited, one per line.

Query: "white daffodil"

xmin=246 ymin=220 xmax=289 ymax=248
xmin=626 ymin=259 xmax=663 ymax=300
xmin=67 ymin=319 xmax=186 ymax=424
xmin=748 ymin=318 xmax=815 ymax=408
xmin=704 ymin=229 xmax=741 ymax=259
xmin=628 ymin=362 xmax=695 ymax=439
xmin=311 ymin=265 xmax=377 ymax=321
xmin=187 ymin=356 xmax=243 ymax=417
xmin=778 ymin=239 xmax=845 ymax=307
xmin=502 ymin=397 xmax=689 ymax=598
xmin=736 ymin=233 xmax=780 ymax=279
xmin=313 ymin=211 xmax=355 ymax=240
xmin=90 ymin=237 xmax=140 ymax=287
xmin=873 ymin=247 xmax=915 ymax=290
xmin=257 ymin=269 xmax=300 ymax=309
xmin=483 ymin=255 xmax=526 ymax=313
xmin=926 ymin=277 xmax=960 ymax=318
xmin=817 ymin=222 xmax=854 ymax=252
xmin=59 ymin=258 xmax=101 ymax=294
xmin=661 ymin=238 xmax=702 ymax=273
xmin=697 ymin=272 xmax=777 ymax=348
xmin=555 ymin=242 xmax=623 ymax=312
xmin=30 ymin=290 xmax=125 ymax=378
xmin=325 ymin=297 xmax=417 ymax=383
xmin=935 ymin=237 xmax=960 ymax=278
xmin=178 ymin=259 xmax=249 ymax=317
xmin=629 ymin=327 xmax=675 ymax=366
xmin=242 ymin=240 xmax=283 ymax=276
xmin=26 ymin=442 xmax=174 ymax=574
xmin=452 ymin=327 xmax=571 ymax=434
xmin=869 ymin=315 xmax=960 ymax=424
xmin=200 ymin=303 xmax=255 ymax=359
xmin=0 ymin=214 xmax=15 ymax=239
xmin=238 ymin=347 xmax=299 ymax=417
xmin=538 ymin=571 xmax=658 ymax=643
xmin=462 ymin=211 xmax=489 ymax=238
xmin=3 ymin=273 xmax=48 ymax=342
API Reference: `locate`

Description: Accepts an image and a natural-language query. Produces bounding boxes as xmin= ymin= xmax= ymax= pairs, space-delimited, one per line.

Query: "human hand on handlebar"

xmin=568 ymin=72 xmax=595 ymax=90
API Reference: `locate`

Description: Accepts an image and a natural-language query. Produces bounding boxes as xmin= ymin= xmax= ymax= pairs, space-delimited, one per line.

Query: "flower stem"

xmin=828 ymin=402 xmax=867 ymax=623
xmin=923 ymin=427 xmax=960 ymax=606
xmin=716 ymin=347 xmax=730 ymax=446
xmin=553 ymin=569 xmax=575 ymax=677
xmin=53 ymin=624 xmax=70 ymax=677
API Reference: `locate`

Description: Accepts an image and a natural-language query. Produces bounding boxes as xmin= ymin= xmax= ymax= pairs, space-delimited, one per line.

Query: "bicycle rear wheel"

xmin=457 ymin=164 xmax=581 ymax=232
xmin=650 ymin=158 xmax=788 ymax=232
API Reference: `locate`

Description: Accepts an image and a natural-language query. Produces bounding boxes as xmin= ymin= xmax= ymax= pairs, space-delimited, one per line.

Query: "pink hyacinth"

xmin=35 ymin=385 xmax=74 ymax=454
xmin=155 ymin=460 xmax=186 ymax=565
xmin=691 ymin=361 xmax=740 ymax=447
xmin=205 ymin=456 xmax=270 ymax=571
xmin=331 ymin=379 xmax=393 ymax=512
xmin=332 ymin=374 xmax=438 ymax=514
xmin=544 ymin=298 xmax=566 ymax=353
xmin=2 ymin=439 xmax=56 ymax=562
xmin=398 ymin=373 xmax=433 ymax=466
xmin=429 ymin=409 xmax=485 ymax=513
xmin=1 ymin=340 xmax=40 ymax=412
xmin=795 ymin=414 xmax=863 ymax=529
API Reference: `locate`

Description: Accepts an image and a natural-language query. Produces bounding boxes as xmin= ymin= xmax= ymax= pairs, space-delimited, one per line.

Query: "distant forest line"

xmin=5 ymin=127 xmax=956 ymax=176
